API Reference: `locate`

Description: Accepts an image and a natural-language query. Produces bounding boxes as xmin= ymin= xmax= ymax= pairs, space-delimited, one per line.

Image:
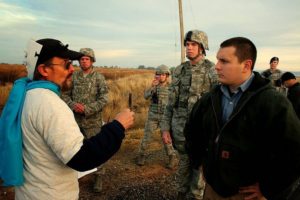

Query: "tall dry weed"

xmin=103 ymin=73 xmax=153 ymax=129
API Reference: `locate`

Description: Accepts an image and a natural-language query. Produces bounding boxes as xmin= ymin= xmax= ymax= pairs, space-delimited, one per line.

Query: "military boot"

xmin=167 ymin=154 xmax=177 ymax=169
xmin=93 ymin=175 xmax=103 ymax=193
xmin=136 ymin=155 xmax=145 ymax=166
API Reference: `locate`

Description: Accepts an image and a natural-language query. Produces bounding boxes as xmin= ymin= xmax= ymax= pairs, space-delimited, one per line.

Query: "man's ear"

xmin=243 ymin=59 xmax=253 ymax=72
xmin=36 ymin=64 xmax=50 ymax=77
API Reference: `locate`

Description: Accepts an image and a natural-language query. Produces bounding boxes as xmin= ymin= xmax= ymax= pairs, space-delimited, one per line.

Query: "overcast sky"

xmin=1 ymin=0 xmax=300 ymax=71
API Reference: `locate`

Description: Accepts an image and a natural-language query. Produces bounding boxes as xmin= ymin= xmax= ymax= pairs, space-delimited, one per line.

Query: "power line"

xmin=187 ymin=0 xmax=198 ymax=28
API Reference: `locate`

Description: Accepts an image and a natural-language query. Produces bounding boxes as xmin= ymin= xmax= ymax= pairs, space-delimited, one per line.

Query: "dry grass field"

xmin=103 ymin=73 xmax=153 ymax=128
xmin=94 ymin=67 xmax=154 ymax=80
xmin=0 ymin=63 xmax=152 ymax=82
xmin=0 ymin=64 xmax=27 ymax=83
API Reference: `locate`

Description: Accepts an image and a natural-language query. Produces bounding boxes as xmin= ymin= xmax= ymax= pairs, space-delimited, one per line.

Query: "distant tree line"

xmin=138 ymin=65 xmax=155 ymax=70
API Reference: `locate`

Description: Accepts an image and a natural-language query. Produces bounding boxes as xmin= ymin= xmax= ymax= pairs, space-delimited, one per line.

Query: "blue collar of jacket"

xmin=26 ymin=79 xmax=60 ymax=95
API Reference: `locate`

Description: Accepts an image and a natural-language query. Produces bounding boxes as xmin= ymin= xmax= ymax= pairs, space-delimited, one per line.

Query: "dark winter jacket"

xmin=287 ymin=82 xmax=300 ymax=119
xmin=185 ymin=72 xmax=300 ymax=199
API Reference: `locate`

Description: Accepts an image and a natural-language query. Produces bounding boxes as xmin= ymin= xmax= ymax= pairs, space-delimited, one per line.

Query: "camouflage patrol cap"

xmin=156 ymin=64 xmax=170 ymax=75
xmin=79 ymin=48 xmax=96 ymax=62
xmin=184 ymin=30 xmax=209 ymax=50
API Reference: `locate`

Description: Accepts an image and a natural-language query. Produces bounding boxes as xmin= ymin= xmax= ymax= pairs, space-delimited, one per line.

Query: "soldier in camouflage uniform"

xmin=62 ymin=48 xmax=108 ymax=193
xmin=160 ymin=30 xmax=218 ymax=200
xmin=136 ymin=65 xmax=177 ymax=169
xmin=261 ymin=57 xmax=286 ymax=94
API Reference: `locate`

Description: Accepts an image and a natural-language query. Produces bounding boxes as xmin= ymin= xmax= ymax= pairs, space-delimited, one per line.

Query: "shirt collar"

xmin=220 ymin=72 xmax=255 ymax=95
xmin=239 ymin=72 xmax=255 ymax=92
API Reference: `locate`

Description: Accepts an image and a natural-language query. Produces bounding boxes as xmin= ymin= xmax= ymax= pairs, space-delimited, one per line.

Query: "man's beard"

xmin=81 ymin=65 xmax=92 ymax=72
xmin=61 ymin=75 xmax=73 ymax=92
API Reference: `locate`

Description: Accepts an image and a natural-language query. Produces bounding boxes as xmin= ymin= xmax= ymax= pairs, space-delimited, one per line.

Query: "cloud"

xmin=0 ymin=0 xmax=299 ymax=70
xmin=97 ymin=49 xmax=133 ymax=58
xmin=0 ymin=2 xmax=37 ymax=27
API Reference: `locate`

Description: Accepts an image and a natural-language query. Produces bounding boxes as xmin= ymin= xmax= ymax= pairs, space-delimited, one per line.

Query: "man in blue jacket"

xmin=185 ymin=37 xmax=300 ymax=200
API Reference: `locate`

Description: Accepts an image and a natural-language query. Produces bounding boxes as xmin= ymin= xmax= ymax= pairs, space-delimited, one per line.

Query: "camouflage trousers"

xmin=174 ymin=141 xmax=205 ymax=200
xmin=138 ymin=114 xmax=176 ymax=157
xmin=82 ymin=127 xmax=105 ymax=176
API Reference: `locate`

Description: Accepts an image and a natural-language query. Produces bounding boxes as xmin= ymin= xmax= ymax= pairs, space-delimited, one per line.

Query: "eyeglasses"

xmin=47 ymin=59 xmax=73 ymax=70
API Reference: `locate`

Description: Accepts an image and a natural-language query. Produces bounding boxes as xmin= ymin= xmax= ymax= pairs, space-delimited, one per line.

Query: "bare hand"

xmin=152 ymin=79 xmax=159 ymax=87
xmin=73 ymin=103 xmax=85 ymax=113
xmin=239 ymin=182 xmax=266 ymax=200
xmin=114 ymin=108 xmax=135 ymax=130
xmin=162 ymin=131 xmax=172 ymax=144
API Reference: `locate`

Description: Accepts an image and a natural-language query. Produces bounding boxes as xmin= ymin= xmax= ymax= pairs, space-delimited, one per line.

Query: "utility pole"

xmin=178 ymin=0 xmax=185 ymax=63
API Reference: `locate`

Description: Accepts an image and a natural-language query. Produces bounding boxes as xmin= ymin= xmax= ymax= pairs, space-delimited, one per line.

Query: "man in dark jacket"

xmin=281 ymin=72 xmax=300 ymax=119
xmin=185 ymin=37 xmax=300 ymax=200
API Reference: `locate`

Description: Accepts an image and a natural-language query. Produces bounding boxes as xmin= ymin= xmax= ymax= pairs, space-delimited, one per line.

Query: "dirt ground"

xmin=0 ymin=130 xmax=178 ymax=200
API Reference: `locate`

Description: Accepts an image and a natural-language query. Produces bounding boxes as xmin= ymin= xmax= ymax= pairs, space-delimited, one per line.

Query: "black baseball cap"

xmin=35 ymin=38 xmax=83 ymax=67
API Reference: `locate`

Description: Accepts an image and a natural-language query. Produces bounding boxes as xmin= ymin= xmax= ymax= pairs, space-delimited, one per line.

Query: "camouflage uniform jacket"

xmin=144 ymin=82 xmax=169 ymax=118
xmin=160 ymin=59 xmax=217 ymax=133
xmin=261 ymin=68 xmax=282 ymax=86
xmin=261 ymin=69 xmax=286 ymax=94
xmin=62 ymin=67 xmax=108 ymax=130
